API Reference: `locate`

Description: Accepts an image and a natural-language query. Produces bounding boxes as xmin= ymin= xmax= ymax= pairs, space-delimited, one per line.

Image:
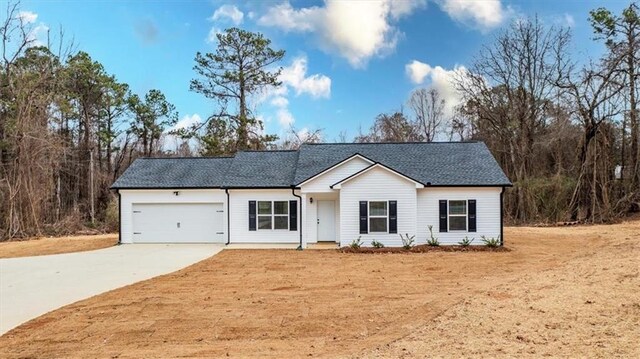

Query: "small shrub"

xmin=481 ymin=235 xmax=501 ymax=248
xmin=426 ymin=225 xmax=440 ymax=246
xmin=371 ymin=239 xmax=385 ymax=248
xmin=350 ymin=236 xmax=364 ymax=249
xmin=399 ymin=233 xmax=415 ymax=249
xmin=458 ymin=236 xmax=474 ymax=247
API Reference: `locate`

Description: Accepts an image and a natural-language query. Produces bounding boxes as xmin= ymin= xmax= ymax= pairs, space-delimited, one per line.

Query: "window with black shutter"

xmin=468 ymin=199 xmax=477 ymax=232
xmin=388 ymin=201 xmax=397 ymax=234
xmin=248 ymin=201 xmax=257 ymax=231
xmin=359 ymin=201 xmax=368 ymax=234
xmin=439 ymin=200 xmax=448 ymax=232
xmin=289 ymin=200 xmax=298 ymax=231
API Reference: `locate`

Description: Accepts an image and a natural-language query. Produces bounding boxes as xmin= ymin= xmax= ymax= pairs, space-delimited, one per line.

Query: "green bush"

xmin=481 ymin=235 xmax=501 ymax=248
xmin=427 ymin=225 xmax=440 ymax=246
xmin=350 ymin=236 xmax=364 ymax=249
xmin=458 ymin=236 xmax=474 ymax=246
xmin=399 ymin=233 xmax=415 ymax=249
xmin=371 ymin=239 xmax=385 ymax=248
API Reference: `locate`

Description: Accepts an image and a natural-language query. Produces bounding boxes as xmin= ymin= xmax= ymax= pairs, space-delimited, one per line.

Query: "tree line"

xmin=1 ymin=2 xmax=639 ymax=240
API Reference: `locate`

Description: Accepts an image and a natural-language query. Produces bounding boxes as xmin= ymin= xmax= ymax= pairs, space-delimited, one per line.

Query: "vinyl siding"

xmin=339 ymin=166 xmax=417 ymax=247
xmin=300 ymin=156 xmax=371 ymax=193
xmin=119 ymin=189 xmax=226 ymax=244
xmin=228 ymin=189 xmax=299 ymax=243
xmin=417 ymin=187 xmax=502 ymax=245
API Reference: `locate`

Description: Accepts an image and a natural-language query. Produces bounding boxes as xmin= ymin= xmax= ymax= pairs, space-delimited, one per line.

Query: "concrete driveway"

xmin=0 ymin=244 xmax=223 ymax=335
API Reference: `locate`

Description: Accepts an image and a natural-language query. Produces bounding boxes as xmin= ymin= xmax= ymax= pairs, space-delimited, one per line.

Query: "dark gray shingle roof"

xmin=111 ymin=157 xmax=232 ymax=189
xmin=294 ymin=142 xmax=511 ymax=186
xmin=111 ymin=142 xmax=511 ymax=189
xmin=221 ymin=150 xmax=299 ymax=188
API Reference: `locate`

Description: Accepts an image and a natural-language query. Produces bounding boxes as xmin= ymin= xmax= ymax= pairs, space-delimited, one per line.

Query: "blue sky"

xmin=16 ymin=0 xmax=630 ymax=142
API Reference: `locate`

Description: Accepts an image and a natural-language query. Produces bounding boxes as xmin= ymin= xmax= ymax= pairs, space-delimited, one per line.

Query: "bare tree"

xmin=408 ymin=88 xmax=445 ymax=142
xmin=454 ymin=17 xmax=572 ymax=221
xmin=276 ymin=126 xmax=323 ymax=150
xmin=557 ymin=57 xmax=625 ymax=222
xmin=355 ymin=111 xmax=420 ymax=143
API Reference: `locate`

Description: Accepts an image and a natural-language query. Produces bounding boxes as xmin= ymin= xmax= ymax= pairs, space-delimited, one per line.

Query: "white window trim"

xmin=257 ymin=201 xmax=289 ymax=231
xmin=368 ymin=201 xmax=389 ymax=233
xmin=448 ymin=199 xmax=468 ymax=232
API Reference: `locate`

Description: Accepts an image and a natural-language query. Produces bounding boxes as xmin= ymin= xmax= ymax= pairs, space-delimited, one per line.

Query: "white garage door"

xmin=132 ymin=203 xmax=224 ymax=243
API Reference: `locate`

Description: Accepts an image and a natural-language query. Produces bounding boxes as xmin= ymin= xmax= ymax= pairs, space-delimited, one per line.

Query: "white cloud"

xmin=405 ymin=60 xmax=467 ymax=116
xmin=254 ymin=56 xmax=331 ymax=131
xmin=16 ymin=10 xmax=48 ymax=47
xmin=270 ymin=96 xmax=289 ymax=107
xmin=206 ymin=27 xmax=222 ymax=44
xmin=405 ymin=60 xmax=433 ymax=85
xmin=277 ymin=108 xmax=295 ymax=127
xmin=436 ymin=0 xmax=507 ymax=31
xmin=211 ymin=4 xmax=244 ymax=25
xmin=563 ymin=13 xmax=575 ymax=28
xmin=170 ymin=113 xmax=202 ymax=131
xmin=18 ymin=11 xmax=38 ymax=24
xmin=280 ymin=56 xmax=331 ymax=99
xmin=258 ymin=0 xmax=425 ymax=68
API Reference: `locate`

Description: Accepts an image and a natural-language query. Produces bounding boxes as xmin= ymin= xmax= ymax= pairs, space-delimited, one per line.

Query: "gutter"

xmin=117 ymin=190 xmax=122 ymax=245
xmin=291 ymin=187 xmax=303 ymax=250
xmin=500 ymin=186 xmax=505 ymax=246
xmin=225 ymin=188 xmax=230 ymax=245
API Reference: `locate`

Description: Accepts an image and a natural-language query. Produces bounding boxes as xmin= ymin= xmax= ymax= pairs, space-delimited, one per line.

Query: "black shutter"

xmin=359 ymin=201 xmax=368 ymax=234
xmin=468 ymin=199 xmax=477 ymax=232
xmin=439 ymin=200 xmax=448 ymax=232
xmin=388 ymin=201 xmax=397 ymax=234
xmin=248 ymin=201 xmax=257 ymax=231
xmin=289 ymin=200 xmax=297 ymax=231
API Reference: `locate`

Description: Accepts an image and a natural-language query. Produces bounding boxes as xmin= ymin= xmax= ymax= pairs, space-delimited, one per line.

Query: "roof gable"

xmin=331 ymin=163 xmax=424 ymax=189
xmin=297 ymin=153 xmax=374 ymax=186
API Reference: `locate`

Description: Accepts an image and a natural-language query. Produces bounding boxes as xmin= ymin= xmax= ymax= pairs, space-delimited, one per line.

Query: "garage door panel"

xmin=132 ymin=203 xmax=224 ymax=243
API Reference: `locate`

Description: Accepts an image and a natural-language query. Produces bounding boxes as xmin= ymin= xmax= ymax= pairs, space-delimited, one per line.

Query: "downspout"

xmin=500 ymin=186 xmax=505 ymax=247
xmin=117 ymin=190 xmax=122 ymax=245
xmin=225 ymin=188 xmax=231 ymax=245
xmin=291 ymin=187 xmax=303 ymax=250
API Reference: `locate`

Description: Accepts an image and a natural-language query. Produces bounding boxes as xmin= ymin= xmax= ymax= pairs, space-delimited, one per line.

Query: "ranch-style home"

xmin=111 ymin=142 xmax=512 ymax=248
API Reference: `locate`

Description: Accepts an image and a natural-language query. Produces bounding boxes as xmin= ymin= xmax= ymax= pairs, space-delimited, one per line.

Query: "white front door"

xmin=132 ymin=203 xmax=224 ymax=243
xmin=317 ymin=200 xmax=336 ymax=242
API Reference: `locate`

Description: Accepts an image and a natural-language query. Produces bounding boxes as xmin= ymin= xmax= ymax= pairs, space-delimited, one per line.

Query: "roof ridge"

xmin=302 ymin=141 xmax=480 ymax=145
xmin=137 ymin=156 xmax=235 ymax=160
xmin=238 ymin=149 xmax=298 ymax=153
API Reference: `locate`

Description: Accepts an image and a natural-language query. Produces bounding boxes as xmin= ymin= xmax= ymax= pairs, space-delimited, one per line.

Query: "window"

xmin=369 ymin=201 xmax=388 ymax=233
xmin=257 ymin=201 xmax=289 ymax=230
xmin=448 ymin=200 xmax=467 ymax=231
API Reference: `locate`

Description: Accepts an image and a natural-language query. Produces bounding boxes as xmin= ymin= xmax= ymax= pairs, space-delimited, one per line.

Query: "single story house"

xmin=111 ymin=142 xmax=512 ymax=248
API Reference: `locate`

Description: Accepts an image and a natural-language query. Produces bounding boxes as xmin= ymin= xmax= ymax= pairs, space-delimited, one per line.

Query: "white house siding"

xmin=228 ymin=189 xmax=300 ymax=243
xmin=119 ymin=189 xmax=226 ymax=244
xmin=339 ymin=167 xmax=418 ymax=247
xmin=300 ymin=156 xmax=371 ymax=193
xmin=416 ymin=187 xmax=502 ymax=245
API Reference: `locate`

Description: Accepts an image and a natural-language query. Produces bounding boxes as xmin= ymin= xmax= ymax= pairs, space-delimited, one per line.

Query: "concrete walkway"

xmin=0 ymin=244 xmax=223 ymax=335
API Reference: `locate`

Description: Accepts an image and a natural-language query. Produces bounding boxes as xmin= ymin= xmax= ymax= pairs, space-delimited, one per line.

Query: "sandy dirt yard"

xmin=0 ymin=221 xmax=638 ymax=358
xmin=0 ymin=234 xmax=118 ymax=258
